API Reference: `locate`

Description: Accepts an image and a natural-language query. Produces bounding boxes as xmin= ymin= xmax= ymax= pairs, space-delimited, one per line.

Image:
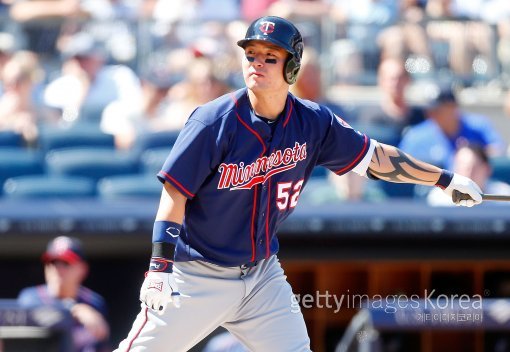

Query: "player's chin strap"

xmin=149 ymin=221 xmax=182 ymax=274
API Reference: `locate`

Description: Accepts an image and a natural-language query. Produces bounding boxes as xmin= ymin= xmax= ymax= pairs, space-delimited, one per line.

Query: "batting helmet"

xmin=237 ymin=16 xmax=304 ymax=84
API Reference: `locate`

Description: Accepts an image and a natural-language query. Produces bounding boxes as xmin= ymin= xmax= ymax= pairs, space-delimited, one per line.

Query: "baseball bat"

xmin=452 ymin=190 xmax=510 ymax=202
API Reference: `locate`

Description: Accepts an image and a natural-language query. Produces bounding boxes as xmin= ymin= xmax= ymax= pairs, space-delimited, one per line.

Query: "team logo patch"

xmin=148 ymin=280 xmax=163 ymax=291
xmin=259 ymin=21 xmax=275 ymax=35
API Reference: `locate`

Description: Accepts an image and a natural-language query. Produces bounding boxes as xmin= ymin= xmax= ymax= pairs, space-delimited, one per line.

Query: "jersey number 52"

xmin=276 ymin=180 xmax=304 ymax=210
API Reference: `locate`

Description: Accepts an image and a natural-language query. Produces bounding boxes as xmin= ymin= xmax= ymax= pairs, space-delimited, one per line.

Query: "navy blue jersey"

xmin=18 ymin=285 xmax=109 ymax=351
xmin=158 ymin=88 xmax=373 ymax=267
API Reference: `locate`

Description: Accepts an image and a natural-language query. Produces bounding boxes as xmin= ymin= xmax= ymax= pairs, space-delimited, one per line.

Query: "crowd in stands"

xmin=0 ymin=0 xmax=509 ymax=204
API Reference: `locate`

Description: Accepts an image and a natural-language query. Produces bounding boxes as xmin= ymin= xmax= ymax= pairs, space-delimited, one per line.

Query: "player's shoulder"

xmin=291 ymin=95 xmax=342 ymax=129
xmin=292 ymin=95 xmax=335 ymax=118
xmin=17 ymin=285 xmax=46 ymax=305
xmin=189 ymin=88 xmax=246 ymax=126
xmin=292 ymin=95 xmax=322 ymax=112
xmin=78 ymin=286 xmax=108 ymax=314
xmin=78 ymin=286 xmax=106 ymax=305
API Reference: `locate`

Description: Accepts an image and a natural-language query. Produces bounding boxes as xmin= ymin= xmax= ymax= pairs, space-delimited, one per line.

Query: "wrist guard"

xmin=435 ymin=169 xmax=454 ymax=189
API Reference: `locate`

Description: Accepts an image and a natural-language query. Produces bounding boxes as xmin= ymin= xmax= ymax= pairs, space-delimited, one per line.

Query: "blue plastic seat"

xmin=97 ymin=174 xmax=162 ymax=199
xmin=45 ymin=148 xmax=140 ymax=182
xmin=3 ymin=175 xmax=96 ymax=198
xmin=491 ymin=156 xmax=510 ymax=184
xmin=0 ymin=131 xmax=24 ymax=147
xmin=131 ymin=131 xmax=180 ymax=156
xmin=0 ymin=148 xmax=45 ymax=190
xmin=310 ymin=166 xmax=330 ymax=179
xmin=140 ymin=147 xmax=172 ymax=175
xmin=37 ymin=123 xmax=115 ymax=152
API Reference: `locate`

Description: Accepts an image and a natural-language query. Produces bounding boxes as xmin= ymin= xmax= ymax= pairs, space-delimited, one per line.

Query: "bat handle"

xmin=452 ymin=190 xmax=474 ymax=203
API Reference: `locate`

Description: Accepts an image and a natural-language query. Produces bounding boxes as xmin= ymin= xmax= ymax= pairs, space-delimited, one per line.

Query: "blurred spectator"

xmin=330 ymin=0 xmax=399 ymax=72
xmin=290 ymin=47 xmax=346 ymax=118
xmin=268 ymin=1 xmax=332 ymax=54
xmin=268 ymin=0 xmax=331 ymax=19
xmin=504 ymin=89 xmax=510 ymax=156
xmin=150 ymin=0 xmax=240 ymax=24
xmin=0 ymin=31 xmax=15 ymax=95
xmin=62 ymin=0 xmax=142 ymax=66
xmin=241 ymin=0 xmax=278 ymax=22
xmin=425 ymin=0 xmax=496 ymax=79
xmin=18 ymin=236 xmax=110 ymax=352
xmin=0 ymin=50 xmax=43 ymax=145
xmin=159 ymin=56 xmax=230 ymax=131
xmin=100 ymin=67 xmax=175 ymax=149
xmin=355 ymin=57 xmax=426 ymax=137
xmin=43 ymin=32 xmax=141 ymax=125
xmin=399 ymin=84 xmax=506 ymax=169
xmin=377 ymin=0 xmax=432 ymax=73
xmin=427 ymin=143 xmax=510 ymax=206
xmin=8 ymin=0 xmax=90 ymax=61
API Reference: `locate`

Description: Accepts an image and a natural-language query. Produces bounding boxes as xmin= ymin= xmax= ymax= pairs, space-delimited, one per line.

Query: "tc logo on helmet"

xmin=259 ymin=21 xmax=275 ymax=35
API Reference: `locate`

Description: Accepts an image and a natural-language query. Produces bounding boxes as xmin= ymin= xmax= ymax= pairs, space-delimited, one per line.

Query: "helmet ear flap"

xmin=285 ymin=56 xmax=301 ymax=84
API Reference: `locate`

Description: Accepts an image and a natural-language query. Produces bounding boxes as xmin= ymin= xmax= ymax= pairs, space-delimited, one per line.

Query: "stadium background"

xmin=0 ymin=1 xmax=510 ymax=351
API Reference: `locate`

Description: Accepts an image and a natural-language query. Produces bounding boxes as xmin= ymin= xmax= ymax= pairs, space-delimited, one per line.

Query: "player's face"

xmin=242 ymin=41 xmax=288 ymax=92
xmin=45 ymin=260 xmax=87 ymax=293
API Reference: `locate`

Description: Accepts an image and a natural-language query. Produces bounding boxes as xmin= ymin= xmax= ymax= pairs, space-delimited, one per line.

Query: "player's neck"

xmin=247 ymin=89 xmax=287 ymax=120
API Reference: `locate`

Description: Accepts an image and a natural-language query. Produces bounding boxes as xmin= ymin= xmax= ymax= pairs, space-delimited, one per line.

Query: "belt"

xmin=240 ymin=261 xmax=258 ymax=270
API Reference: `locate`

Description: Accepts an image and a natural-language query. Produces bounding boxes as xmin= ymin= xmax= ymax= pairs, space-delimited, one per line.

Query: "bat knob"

xmin=452 ymin=190 xmax=473 ymax=203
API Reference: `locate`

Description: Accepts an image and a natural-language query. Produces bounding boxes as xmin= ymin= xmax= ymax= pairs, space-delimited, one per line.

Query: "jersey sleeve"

xmin=317 ymin=112 xmax=374 ymax=176
xmin=157 ymin=117 xmax=222 ymax=199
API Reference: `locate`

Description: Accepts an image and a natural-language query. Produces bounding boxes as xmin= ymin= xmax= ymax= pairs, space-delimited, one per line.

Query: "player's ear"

xmin=77 ymin=261 xmax=89 ymax=281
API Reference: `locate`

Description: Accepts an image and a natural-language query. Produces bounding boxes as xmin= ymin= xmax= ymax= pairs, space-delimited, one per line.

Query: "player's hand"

xmin=71 ymin=303 xmax=110 ymax=340
xmin=442 ymin=173 xmax=482 ymax=207
xmin=140 ymin=271 xmax=181 ymax=314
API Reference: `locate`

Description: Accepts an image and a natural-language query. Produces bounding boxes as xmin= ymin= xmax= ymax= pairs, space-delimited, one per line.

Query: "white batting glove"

xmin=140 ymin=271 xmax=181 ymax=314
xmin=442 ymin=173 xmax=483 ymax=207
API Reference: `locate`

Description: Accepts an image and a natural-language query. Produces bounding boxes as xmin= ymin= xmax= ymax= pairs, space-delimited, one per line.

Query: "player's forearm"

xmin=151 ymin=182 xmax=187 ymax=265
xmin=367 ymin=143 xmax=442 ymax=186
xmin=155 ymin=182 xmax=187 ymax=223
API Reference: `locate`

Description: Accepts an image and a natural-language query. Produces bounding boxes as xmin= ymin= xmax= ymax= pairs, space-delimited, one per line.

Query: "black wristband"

xmin=149 ymin=242 xmax=176 ymax=273
xmin=435 ymin=169 xmax=454 ymax=189
xmin=152 ymin=242 xmax=176 ymax=259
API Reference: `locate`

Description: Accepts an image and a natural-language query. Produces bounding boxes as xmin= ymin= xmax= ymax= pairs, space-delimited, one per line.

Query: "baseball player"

xmin=115 ymin=16 xmax=482 ymax=352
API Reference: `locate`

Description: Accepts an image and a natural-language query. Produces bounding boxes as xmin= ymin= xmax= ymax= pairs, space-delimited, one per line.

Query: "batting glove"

xmin=442 ymin=173 xmax=483 ymax=207
xmin=140 ymin=259 xmax=181 ymax=314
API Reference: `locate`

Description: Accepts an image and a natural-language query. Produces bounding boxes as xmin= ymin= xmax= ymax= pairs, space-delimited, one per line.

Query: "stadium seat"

xmin=37 ymin=123 xmax=115 ymax=152
xmin=0 ymin=131 xmax=24 ymax=147
xmin=3 ymin=175 xmax=96 ymax=198
xmin=491 ymin=156 xmax=510 ymax=184
xmin=45 ymin=148 xmax=140 ymax=182
xmin=97 ymin=174 xmax=161 ymax=199
xmin=0 ymin=148 xmax=45 ymax=192
xmin=131 ymin=131 xmax=180 ymax=156
xmin=380 ymin=182 xmax=415 ymax=199
xmin=310 ymin=166 xmax=330 ymax=179
xmin=140 ymin=147 xmax=172 ymax=175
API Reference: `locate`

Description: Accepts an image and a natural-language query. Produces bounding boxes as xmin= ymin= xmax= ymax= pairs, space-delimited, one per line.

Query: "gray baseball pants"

xmin=114 ymin=255 xmax=311 ymax=351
